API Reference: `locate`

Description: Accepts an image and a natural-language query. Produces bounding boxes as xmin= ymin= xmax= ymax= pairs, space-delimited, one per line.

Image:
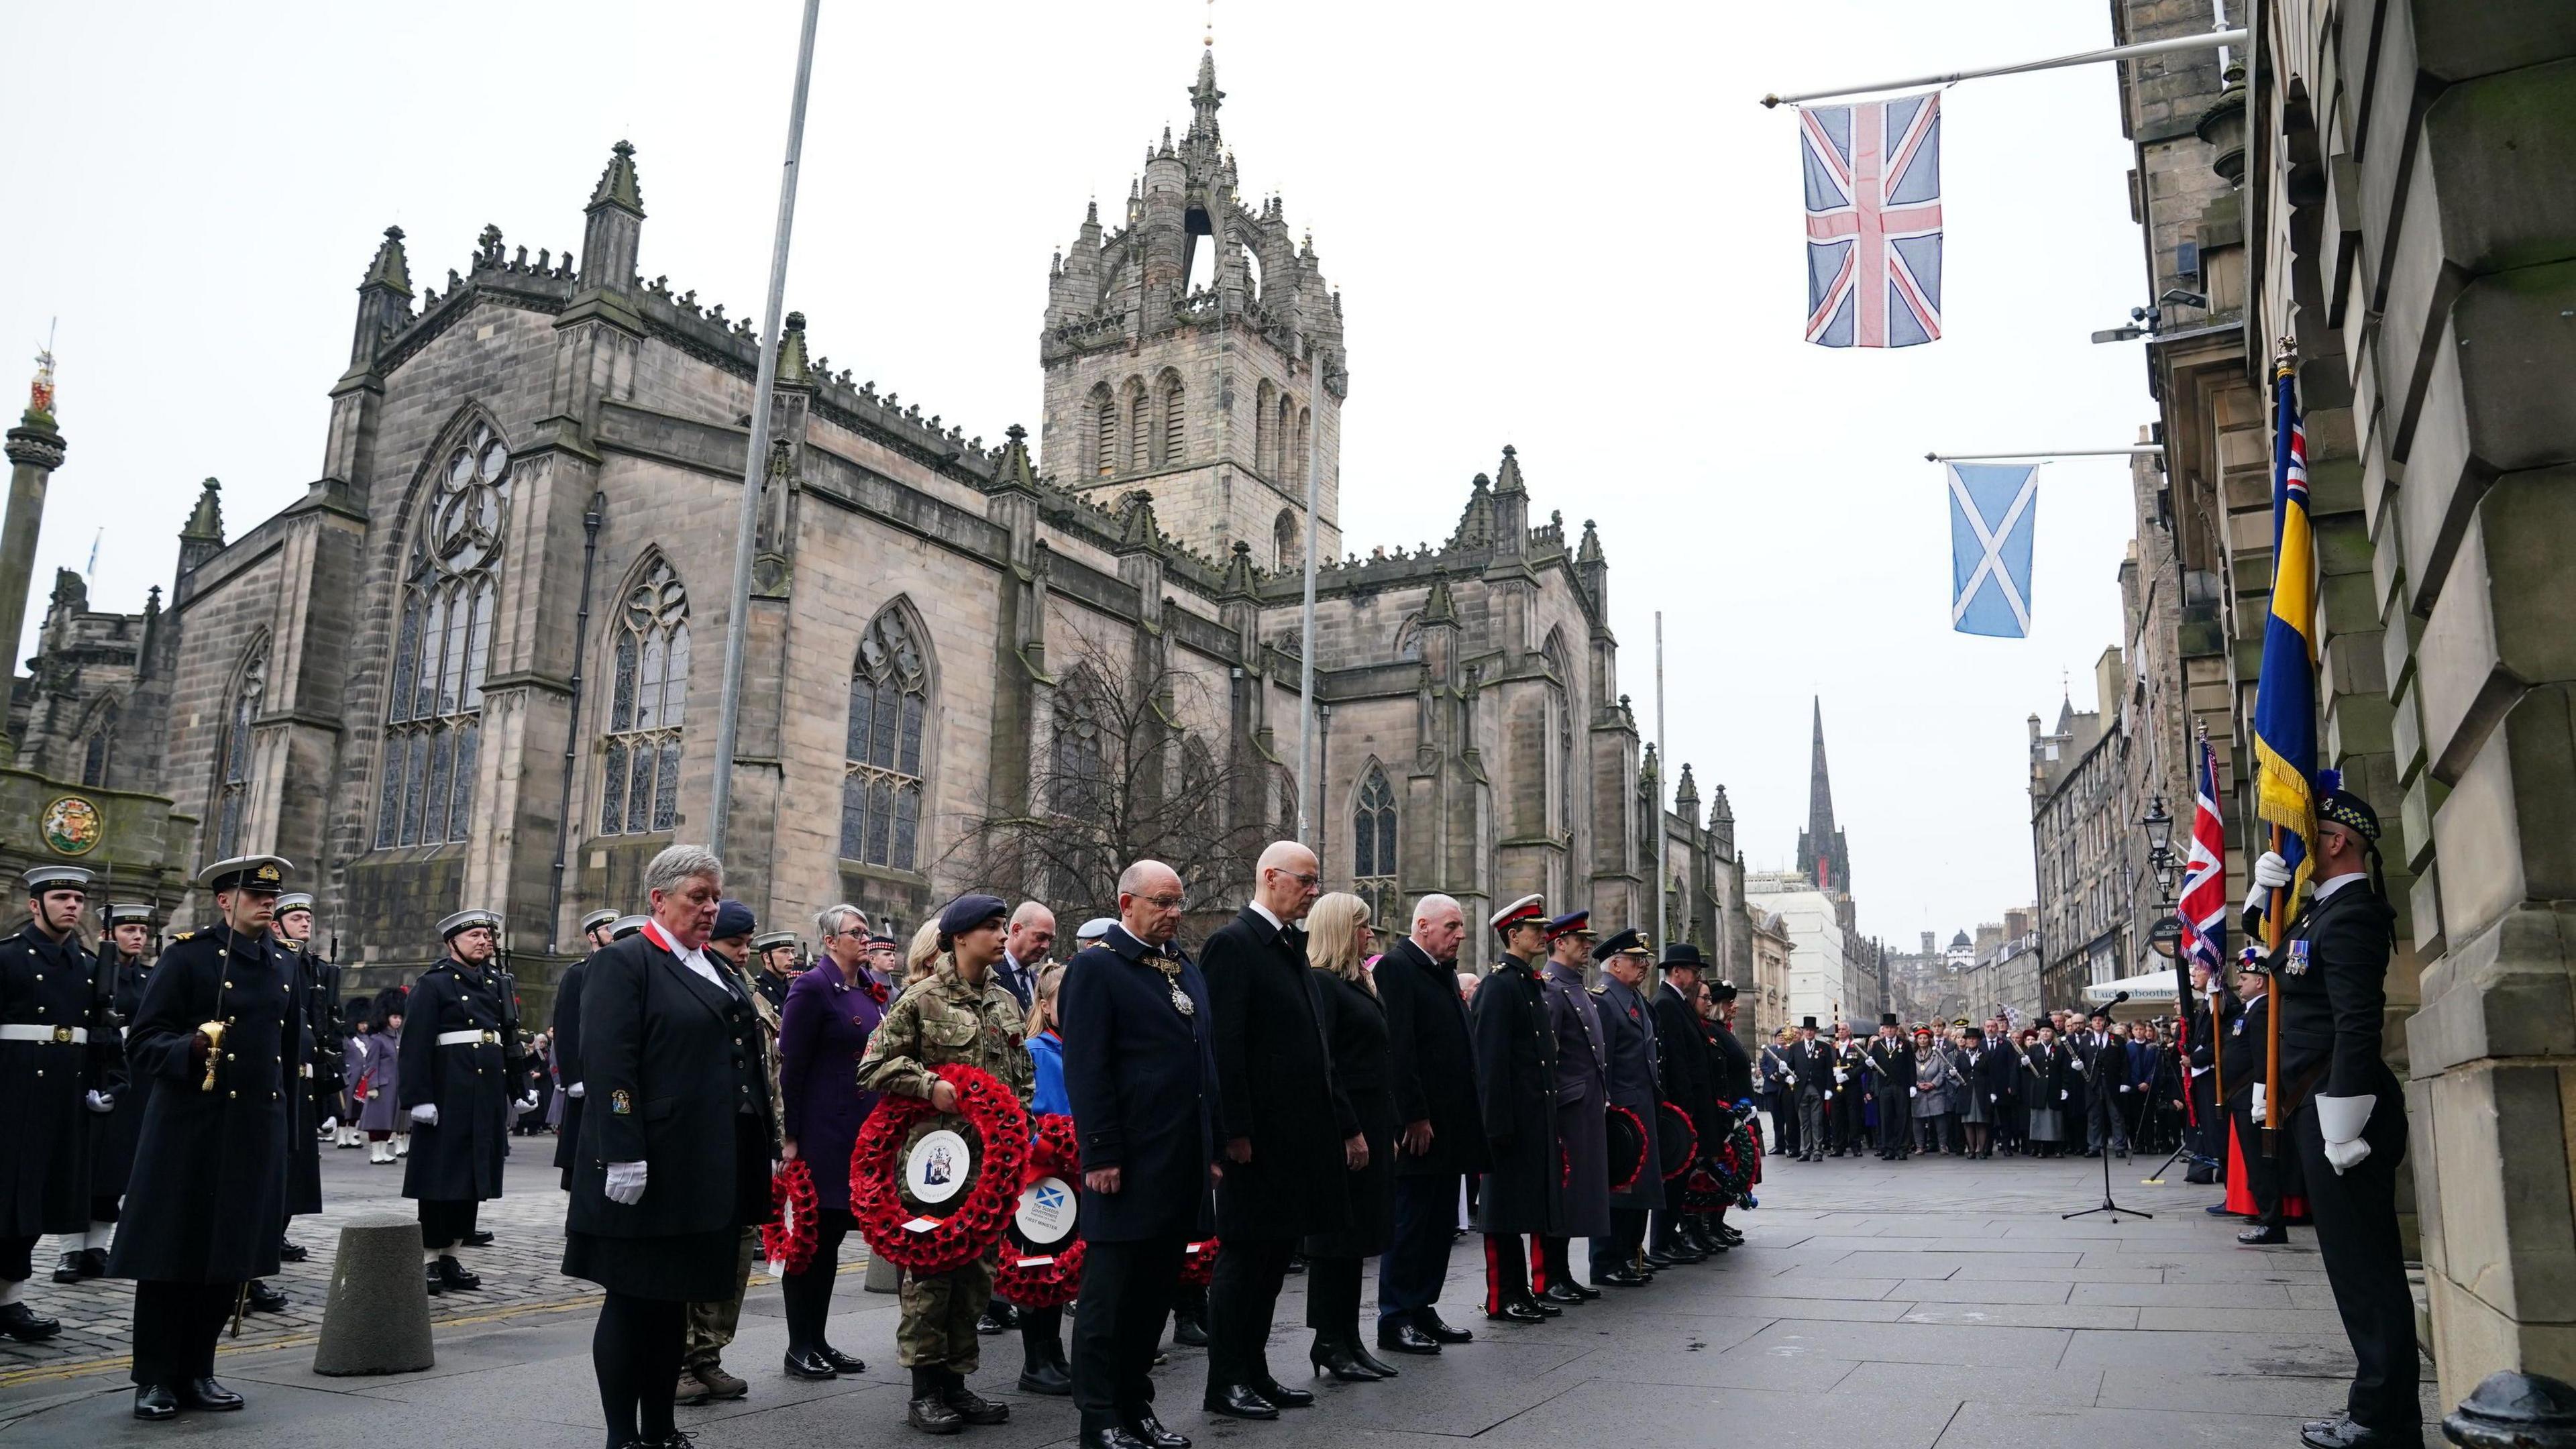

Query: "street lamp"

xmin=2142 ymin=795 xmax=2174 ymax=862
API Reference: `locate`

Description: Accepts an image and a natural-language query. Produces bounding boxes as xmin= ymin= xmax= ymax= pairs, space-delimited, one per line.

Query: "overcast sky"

xmin=2 ymin=0 xmax=2171 ymax=945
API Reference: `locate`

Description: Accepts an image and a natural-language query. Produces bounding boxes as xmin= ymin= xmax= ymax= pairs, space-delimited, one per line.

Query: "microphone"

xmin=2110 ymin=991 xmax=2131 ymax=1006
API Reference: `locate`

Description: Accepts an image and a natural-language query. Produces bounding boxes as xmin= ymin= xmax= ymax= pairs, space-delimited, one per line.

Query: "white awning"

xmin=2081 ymin=968 xmax=2178 ymax=1011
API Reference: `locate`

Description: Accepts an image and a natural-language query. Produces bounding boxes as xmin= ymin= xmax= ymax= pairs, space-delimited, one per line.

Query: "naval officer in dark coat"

xmin=109 ymin=855 xmax=299 ymax=1421
xmin=400 ymin=907 xmax=530 ymax=1294
xmin=2245 ymin=790 xmax=2417 ymax=1449
xmin=58 ymin=898 xmax=157 ymax=1285
xmin=1 ymin=865 xmax=116 ymax=1344
xmin=552 ymin=907 xmax=618 ymax=1189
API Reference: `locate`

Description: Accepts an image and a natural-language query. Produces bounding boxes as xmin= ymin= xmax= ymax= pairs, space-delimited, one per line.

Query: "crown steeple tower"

xmin=1038 ymin=50 xmax=1347 ymax=567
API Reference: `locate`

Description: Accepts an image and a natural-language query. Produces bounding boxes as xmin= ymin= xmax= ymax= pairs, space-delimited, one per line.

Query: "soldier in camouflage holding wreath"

xmin=856 ymin=893 xmax=1034 ymax=1436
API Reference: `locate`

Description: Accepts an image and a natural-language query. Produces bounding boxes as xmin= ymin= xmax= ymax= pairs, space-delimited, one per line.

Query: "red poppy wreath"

xmin=851 ymin=1063 xmax=1032 ymax=1277
xmin=1180 ymin=1236 xmax=1222 ymax=1287
xmin=1656 ymin=1099 xmax=1701 ymax=1183
xmin=993 ymin=1113 xmax=1086 ymax=1308
xmin=1605 ymin=1102 xmax=1649 ymax=1193
xmin=761 ymin=1155 xmax=820 ymax=1275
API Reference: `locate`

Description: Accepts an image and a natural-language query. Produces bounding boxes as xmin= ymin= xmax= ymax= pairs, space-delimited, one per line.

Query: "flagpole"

xmin=1654 ymin=611 xmax=1668 ymax=952
xmin=1926 ymin=447 xmax=2163 ymax=463
xmin=708 ymin=0 xmax=823 ymax=855
xmin=1296 ymin=377 xmax=1322 ymax=842
xmin=1761 ymin=28 xmax=2245 ymax=107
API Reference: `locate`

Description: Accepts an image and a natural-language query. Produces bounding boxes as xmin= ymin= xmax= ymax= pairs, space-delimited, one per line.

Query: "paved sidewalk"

xmin=0 ymin=1148 xmax=2436 ymax=1448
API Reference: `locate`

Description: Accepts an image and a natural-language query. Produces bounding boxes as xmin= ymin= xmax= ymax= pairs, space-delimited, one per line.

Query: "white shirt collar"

xmin=643 ymin=921 xmax=728 ymax=991
xmin=1248 ymin=901 xmax=1284 ymax=932
xmin=2313 ymin=871 xmax=2368 ymax=902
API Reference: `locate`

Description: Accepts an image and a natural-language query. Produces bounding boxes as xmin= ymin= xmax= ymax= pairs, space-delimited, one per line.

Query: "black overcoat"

xmin=0 ymin=923 xmax=115 ymax=1236
xmin=566 ymin=930 xmax=777 ymax=1240
xmin=282 ymin=943 xmax=323 ymax=1214
xmin=398 ymin=959 xmax=522 ymax=1203
xmin=551 ymin=952 xmax=592 ymax=1183
xmin=106 ymin=926 xmax=293 ymax=1283
xmin=1303 ymin=971 xmax=1394 ymax=1259
xmin=89 ymin=951 xmax=154 ymax=1201
xmin=1975 ymin=1039 xmax=2019 ymax=1116
xmin=1649 ymin=981 xmax=1715 ymax=1143
xmin=1593 ymin=976 xmax=1664 ymax=1210
xmin=1203 ymin=907 xmax=1355 ymax=1240
xmin=1375 ymin=936 xmax=1488 ymax=1178
xmin=1469 ymin=955 xmax=1562 ymax=1235
xmin=1059 ymin=925 xmax=1216 ymax=1243
xmin=1709 ymin=1022 xmax=1755 ymax=1104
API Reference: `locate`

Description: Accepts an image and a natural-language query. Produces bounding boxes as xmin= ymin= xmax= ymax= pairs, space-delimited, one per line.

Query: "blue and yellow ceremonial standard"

xmin=2251 ymin=356 xmax=2317 ymax=909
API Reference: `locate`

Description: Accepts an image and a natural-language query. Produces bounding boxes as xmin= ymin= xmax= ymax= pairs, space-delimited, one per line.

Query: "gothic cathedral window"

xmin=376 ymin=422 xmax=508 ymax=849
xmin=1159 ymin=374 xmax=1186 ymax=466
xmin=1353 ymin=766 xmax=1399 ymax=925
xmin=214 ymin=641 xmax=267 ymax=859
xmin=80 ymin=699 xmax=119 ymax=788
xmin=843 ymin=602 xmax=931 ymax=870
xmin=1091 ymin=384 xmax=1118 ymax=478
xmin=598 ymin=558 xmax=690 ymax=835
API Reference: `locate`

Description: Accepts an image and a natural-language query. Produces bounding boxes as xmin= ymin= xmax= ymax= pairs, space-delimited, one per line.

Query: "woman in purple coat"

xmin=773 ymin=908 xmax=889 ymax=1380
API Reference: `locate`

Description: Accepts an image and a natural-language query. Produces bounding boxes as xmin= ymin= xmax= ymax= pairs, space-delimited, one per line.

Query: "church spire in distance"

xmin=1796 ymin=696 xmax=1851 ymax=895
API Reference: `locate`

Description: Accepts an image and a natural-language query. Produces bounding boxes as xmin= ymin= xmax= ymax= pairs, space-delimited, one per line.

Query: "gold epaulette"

xmin=172 ymin=931 xmax=196 ymax=942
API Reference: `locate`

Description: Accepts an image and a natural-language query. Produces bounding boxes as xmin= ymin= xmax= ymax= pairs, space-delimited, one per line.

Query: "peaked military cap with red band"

xmin=1489 ymin=894 xmax=1546 ymax=935
xmin=1544 ymin=909 xmax=1591 ymax=943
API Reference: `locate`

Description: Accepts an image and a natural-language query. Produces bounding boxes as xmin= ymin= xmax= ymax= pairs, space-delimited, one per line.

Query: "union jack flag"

xmin=2178 ymin=729 xmax=2229 ymax=973
xmin=1801 ymin=93 xmax=1943 ymax=347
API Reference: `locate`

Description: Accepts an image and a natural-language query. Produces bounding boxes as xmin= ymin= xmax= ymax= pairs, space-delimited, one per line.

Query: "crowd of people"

xmin=0 ymin=782 xmax=2418 ymax=1449
xmin=1753 ymin=1006 xmax=2204 ymax=1164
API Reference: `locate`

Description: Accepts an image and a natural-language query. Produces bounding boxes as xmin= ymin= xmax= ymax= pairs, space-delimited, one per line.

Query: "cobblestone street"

xmin=0 ymin=1147 xmax=2436 ymax=1448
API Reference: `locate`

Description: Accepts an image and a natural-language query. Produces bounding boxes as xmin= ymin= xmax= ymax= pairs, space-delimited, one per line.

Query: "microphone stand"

xmin=2063 ymin=999 xmax=2149 ymax=1222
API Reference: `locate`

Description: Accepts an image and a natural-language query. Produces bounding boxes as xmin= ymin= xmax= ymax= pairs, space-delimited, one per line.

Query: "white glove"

xmin=84 ymin=1090 xmax=115 ymax=1114
xmin=568 ymin=1082 xmax=585 ymax=1099
xmin=1832 ymin=1069 xmax=1847 ymax=1084
xmin=320 ymin=1116 xmax=337 ymax=1132
xmin=2249 ymin=1083 xmax=2267 ymax=1124
xmin=518 ymin=1093 xmax=538 ymax=1112
xmin=604 ymin=1160 xmax=648 ymax=1204
xmin=2059 ymin=1089 xmax=2068 ymax=1102
xmin=2245 ymin=851 xmax=2292 ymax=912
xmin=411 ymin=1104 xmax=439 ymax=1126
xmin=2118 ymin=1085 xmax=2133 ymax=1093
xmin=1908 ymin=1087 xmax=1919 ymax=1098
xmin=2317 ymin=1093 xmax=2375 ymax=1174
xmin=1823 ymin=1091 xmax=1833 ymax=1102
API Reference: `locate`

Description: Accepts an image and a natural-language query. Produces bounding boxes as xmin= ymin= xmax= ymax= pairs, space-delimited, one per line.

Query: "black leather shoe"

xmin=54 ymin=1247 xmax=106 ymax=1283
xmin=1081 ymin=1424 xmax=1151 ymax=1449
xmin=976 ymin=1301 xmax=1019 ymax=1334
xmin=1538 ymin=1282 xmax=1586 ymax=1307
xmin=783 ymin=1348 xmax=839 ymax=1381
xmin=1485 ymin=1297 xmax=1545 ymax=1324
xmin=1419 ymin=1313 xmax=1473 ymax=1344
xmin=461 ymin=1230 xmax=495 ymax=1247
xmin=278 ymin=1239 xmax=309 ymax=1263
xmin=1171 ymin=1311 xmax=1210 ymax=1348
xmin=1254 ymin=1379 xmax=1315 ymax=1407
xmin=1309 ymin=1338 xmax=1379 ymax=1382
xmin=1348 ymin=1341 xmax=1399 ymax=1378
xmin=180 ymin=1378 xmax=245 ymax=1411
xmin=2300 ymin=1415 xmax=2422 ymax=1449
xmin=1565 ymin=1280 xmax=1603 ymax=1301
xmin=433 ymin=1255 xmax=481 ymax=1291
xmin=133 ymin=1384 xmax=180 ymax=1420
xmin=1203 ymin=1383 xmax=1279 ymax=1419
xmin=1525 ymin=1291 xmax=1562 ymax=1318
xmin=1640 ymin=1248 xmax=1676 ymax=1269
xmin=816 ymin=1344 xmax=866 ymax=1373
xmin=0 ymin=1302 xmax=60 ymax=1342
xmin=2239 ymin=1225 xmax=2289 ymax=1246
xmin=246 ymin=1279 xmax=290 ymax=1313
xmin=1593 ymin=1266 xmax=1650 ymax=1289
xmin=1377 ymin=1321 xmax=1442 ymax=1354
xmin=941 ymin=1382 xmax=1010 ymax=1425
xmin=907 ymin=1394 xmax=965 ymax=1434
xmin=1125 ymin=1410 xmax=1190 ymax=1448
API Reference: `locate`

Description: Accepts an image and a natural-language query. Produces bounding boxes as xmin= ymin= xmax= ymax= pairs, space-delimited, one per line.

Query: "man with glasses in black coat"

xmin=1372 ymin=892 xmax=1485 ymax=1355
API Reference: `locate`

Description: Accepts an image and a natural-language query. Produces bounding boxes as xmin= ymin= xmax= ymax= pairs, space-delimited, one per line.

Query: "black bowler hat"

xmin=1660 ymin=942 xmax=1708 ymax=972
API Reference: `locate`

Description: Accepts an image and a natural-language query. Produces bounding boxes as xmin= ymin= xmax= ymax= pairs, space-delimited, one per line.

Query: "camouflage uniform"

xmin=683 ymin=961 xmax=790 ymax=1373
xmin=855 ymin=959 xmax=1032 ymax=1373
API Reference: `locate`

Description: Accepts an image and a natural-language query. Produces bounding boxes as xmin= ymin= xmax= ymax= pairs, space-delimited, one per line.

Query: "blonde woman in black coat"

xmin=1300 ymin=892 xmax=1401 ymax=1383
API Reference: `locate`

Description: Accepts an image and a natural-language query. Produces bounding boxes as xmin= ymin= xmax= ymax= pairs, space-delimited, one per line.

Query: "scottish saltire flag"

xmin=2251 ymin=360 xmax=2317 ymax=914
xmin=1801 ymin=92 xmax=1943 ymax=347
xmin=2178 ymin=729 xmax=2229 ymax=973
xmin=1947 ymin=462 xmax=2037 ymax=637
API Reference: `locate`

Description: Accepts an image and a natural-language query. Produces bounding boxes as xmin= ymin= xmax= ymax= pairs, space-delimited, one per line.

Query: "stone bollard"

xmin=312 ymin=1214 xmax=435 ymax=1376
xmin=2445 ymin=1372 xmax=2576 ymax=1449
xmin=865 ymin=1250 xmax=899 ymax=1294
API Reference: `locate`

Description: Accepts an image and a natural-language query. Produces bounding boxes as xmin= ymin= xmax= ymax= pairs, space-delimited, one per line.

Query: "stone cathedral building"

xmin=9 ymin=54 xmax=1745 ymax=999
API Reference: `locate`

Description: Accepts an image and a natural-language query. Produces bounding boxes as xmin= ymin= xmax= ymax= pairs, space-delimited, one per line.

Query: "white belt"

xmin=435 ymin=1029 xmax=501 ymax=1047
xmin=0 ymin=1024 xmax=87 ymax=1044
xmin=302 ymin=1063 xmax=315 ymax=1078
